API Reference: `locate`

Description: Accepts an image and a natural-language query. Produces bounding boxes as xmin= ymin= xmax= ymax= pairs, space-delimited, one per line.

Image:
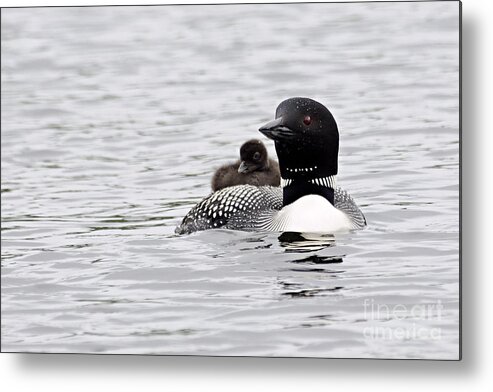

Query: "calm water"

xmin=1 ymin=2 xmax=459 ymax=359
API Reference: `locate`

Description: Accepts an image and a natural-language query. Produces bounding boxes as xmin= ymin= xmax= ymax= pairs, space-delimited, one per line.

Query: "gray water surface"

xmin=1 ymin=2 xmax=459 ymax=359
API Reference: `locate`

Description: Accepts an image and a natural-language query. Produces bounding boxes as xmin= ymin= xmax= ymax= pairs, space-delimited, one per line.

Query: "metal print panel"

xmin=1 ymin=1 xmax=460 ymax=359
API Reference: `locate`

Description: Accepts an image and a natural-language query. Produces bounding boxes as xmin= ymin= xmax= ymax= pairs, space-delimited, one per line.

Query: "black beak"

xmin=259 ymin=117 xmax=295 ymax=141
xmin=238 ymin=161 xmax=251 ymax=173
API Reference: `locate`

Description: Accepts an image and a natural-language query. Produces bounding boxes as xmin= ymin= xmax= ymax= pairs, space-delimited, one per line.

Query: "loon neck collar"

xmin=281 ymin=175 xmax=337 ymax=206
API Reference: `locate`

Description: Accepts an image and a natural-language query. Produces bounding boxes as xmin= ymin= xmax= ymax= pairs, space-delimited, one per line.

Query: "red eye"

xmin=303 ymin=115 xmax=312 ymax=125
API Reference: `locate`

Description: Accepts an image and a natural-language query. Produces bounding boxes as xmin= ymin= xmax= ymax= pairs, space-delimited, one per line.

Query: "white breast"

xmin=267 ymin=194 xmax=354 ymax=233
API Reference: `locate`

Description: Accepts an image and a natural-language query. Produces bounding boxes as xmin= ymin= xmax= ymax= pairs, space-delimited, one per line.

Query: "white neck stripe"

xmin=281 ymin=175 xmax=337 ymax=189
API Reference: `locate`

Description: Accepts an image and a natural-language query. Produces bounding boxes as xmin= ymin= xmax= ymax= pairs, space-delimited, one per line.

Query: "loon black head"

xmin=238 ymin=139 xmax=270 ymax=174
xmin=259 ymin=97 xmax=339 ymax=206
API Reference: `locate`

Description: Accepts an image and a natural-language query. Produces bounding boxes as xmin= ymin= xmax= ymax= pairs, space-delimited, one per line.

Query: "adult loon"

xmin=176 ymin=97 xmax=366 ymax=235
xmin=211 ymin=139 xmax=280 ymax=191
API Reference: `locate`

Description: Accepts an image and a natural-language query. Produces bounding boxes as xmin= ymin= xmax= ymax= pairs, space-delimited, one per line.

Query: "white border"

xmin=1 ymin=0 xmax=492 ymax=390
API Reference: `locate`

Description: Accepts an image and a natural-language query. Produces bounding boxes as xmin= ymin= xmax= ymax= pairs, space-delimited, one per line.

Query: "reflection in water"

xmin=278 ymin=231 xmax=344 ymax=263
xmin=282 ymin=286 xmax=344 ymax=298
xmin=277 ymin=232 xmax=345 ymax=298
xmin=278 ymin=232 xmax=338 ymax=253
xmin=289 ymin=254 xmax=343 ymax=265
xmin=279 ymin=277 xmax=344 ymax=299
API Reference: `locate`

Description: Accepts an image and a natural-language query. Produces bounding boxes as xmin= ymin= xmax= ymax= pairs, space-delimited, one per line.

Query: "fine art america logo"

xmin=363 ymin=299 xmax=443 ymax=341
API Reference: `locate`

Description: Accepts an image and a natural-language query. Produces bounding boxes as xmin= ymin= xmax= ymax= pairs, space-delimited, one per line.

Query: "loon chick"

xmin=211 ymin=139 xmax=280 ymax=191
xmin=176 ymin=97 xmax=366 ymax=235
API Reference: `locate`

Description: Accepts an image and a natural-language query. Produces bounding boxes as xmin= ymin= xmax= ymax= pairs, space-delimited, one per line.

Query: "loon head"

xmin=259 ymin=98 xmax=339 ymax=206
xmin=259 ymin=97 xmax=339 ymax=180
xmin=238 ymin=139 xmax=270 ymax=174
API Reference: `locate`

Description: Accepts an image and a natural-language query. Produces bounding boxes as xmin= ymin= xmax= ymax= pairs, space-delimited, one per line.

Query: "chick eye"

xmin=303 ymin=115 xmax=312 ymax=126
xmin=253 ymin=152 xmax=261 ymax=160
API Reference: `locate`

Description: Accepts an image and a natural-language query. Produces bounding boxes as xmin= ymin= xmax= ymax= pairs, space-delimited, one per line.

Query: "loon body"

xmin=176 ymin=185 xmax=365 ymax=234
xmin=211 ymin=139 xmax=280 ymax=191
xmin=176 ymin=97 xmax=366 ymax=235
